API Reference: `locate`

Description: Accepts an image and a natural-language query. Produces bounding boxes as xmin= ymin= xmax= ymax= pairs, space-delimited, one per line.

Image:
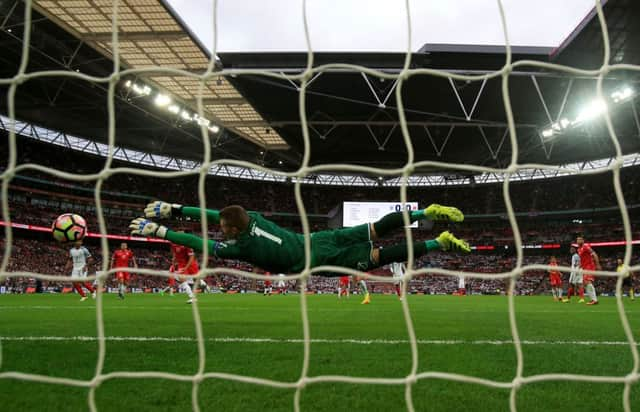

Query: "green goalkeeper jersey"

xmin=166 ymin=212 xmax=307 ymax=273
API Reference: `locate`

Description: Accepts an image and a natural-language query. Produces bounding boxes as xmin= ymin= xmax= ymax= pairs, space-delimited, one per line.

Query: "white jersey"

xmin=569 ymin=253 xmax=582 ymax=284
xmin=390 ymin=262 xmax=406 ymax=280
xmin=277 ymin=273 xmax=286 ymax=287
xmin=458 ymin=275 xmax=466 ymax=289
xmin=70 ymin=247 xmax=91 ymax=269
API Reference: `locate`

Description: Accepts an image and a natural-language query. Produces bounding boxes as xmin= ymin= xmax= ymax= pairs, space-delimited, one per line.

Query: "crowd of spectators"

xmin=1 ymin=236 xmax=634 ymax=296
xmin=2 ymin=135 xmax=639 ymax=296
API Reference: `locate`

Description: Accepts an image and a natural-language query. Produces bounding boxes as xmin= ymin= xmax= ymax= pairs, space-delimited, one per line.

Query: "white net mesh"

xmin=0 ymin=0 xmax=639 ymax=411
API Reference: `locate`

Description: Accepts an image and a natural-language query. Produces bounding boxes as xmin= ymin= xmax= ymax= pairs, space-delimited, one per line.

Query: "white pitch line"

xmin=0 ymin=306 xmax=635 ymax=314
xmin=0 ymin=336 xmax=638 ymax=346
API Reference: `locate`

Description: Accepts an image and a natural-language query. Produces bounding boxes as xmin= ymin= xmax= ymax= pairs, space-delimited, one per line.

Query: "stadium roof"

xmin=30 ymin=0 xmax=289 ymax=150
xmin=1 ymin=0 xmax=639 ymax=181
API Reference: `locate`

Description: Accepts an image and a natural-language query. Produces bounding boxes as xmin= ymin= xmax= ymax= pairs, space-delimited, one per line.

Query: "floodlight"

xmin=575 ymin=99 xmax=607 ymax=123
xmin=168 ymin=104 xmax=180 ymax=114
xmin=154 ymin=94 xmax=171 ymax=107
xmin=611 ymin=86 xmax=634 ymax=103
xmin=209 ymin=125 xmax=220 ymax=133
xmin=181 ymin=110 xmax=192 ymax=121
xmin=196 ymin=117 xmax=211 ymax=127
xmin=542 ymin=129 xmax=554 ymax=138
xmin=124 ymin=80 xmax=132 ymax=88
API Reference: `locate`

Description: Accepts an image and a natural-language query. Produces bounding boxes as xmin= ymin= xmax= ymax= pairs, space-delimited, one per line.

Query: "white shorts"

xmin=458 ymin=277 xmax=466 ymax=289
xmin=277 ymin=280 xmax=286 ymax=287
xmin=72 ymin=267 xmax=88 ymax=278
xmin=569 ymin=272 xmax=583 ymax=284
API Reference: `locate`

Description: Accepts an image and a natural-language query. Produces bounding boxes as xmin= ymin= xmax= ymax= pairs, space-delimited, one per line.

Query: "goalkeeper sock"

xmin=373 ymin=212 xmax=422 ymax=238
xmin=378 ymin=240 xmax=440 ymax=266
xmin=631 ymin=288 xmax=635 ymax=300
xmin=586 ymin=283 xmax=597 ymax=301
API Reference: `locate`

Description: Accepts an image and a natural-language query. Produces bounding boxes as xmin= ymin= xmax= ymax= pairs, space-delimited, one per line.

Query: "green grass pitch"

xmin=0 ymin=293 xmax=638 ymax=411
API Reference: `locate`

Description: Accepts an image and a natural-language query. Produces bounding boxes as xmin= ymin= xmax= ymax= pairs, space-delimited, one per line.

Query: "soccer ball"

xmin=51 ymin=213 xmax=87 ymax=243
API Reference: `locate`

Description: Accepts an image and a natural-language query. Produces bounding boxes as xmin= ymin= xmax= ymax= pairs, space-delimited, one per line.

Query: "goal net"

xmin=0 ymin=0 xmax=638 ymax=411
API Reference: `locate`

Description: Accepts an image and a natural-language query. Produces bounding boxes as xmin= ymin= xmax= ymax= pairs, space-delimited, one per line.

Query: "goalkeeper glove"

xmin=144 ymin=201 xmax=182 ymax=219
xmin=129 ymin=218 xmax=168 ymax=238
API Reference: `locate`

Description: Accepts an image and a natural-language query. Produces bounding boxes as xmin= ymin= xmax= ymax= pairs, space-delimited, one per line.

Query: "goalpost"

xmin=0 ymin=1 xmax=638 ymax=411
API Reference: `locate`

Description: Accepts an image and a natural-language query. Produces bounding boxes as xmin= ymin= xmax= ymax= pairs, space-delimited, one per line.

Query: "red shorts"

xmin=583 ymin=266 xmax=595 ymax=284
xmin=116 ymin=271 xmax=130 ymax=282
xmin=339 ymin=276 xmax=349 ymax=286
xmin=550 ymin=274 xmax=562 ymax=287
xmin=177 ymin=264 xmax=198 ymax=276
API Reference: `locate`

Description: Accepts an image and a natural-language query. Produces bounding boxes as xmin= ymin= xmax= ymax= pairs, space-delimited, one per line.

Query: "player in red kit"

xmin=263 ymin=272 xmax=273 ymax=296
xmin=338 ymin=275 xmax=350 ymax=299
xmin=171 ymin=241 xmax=210 ymax=304
xmin=110 ymin=242 xmax=138 ymax=300
xmin=577 ymin=236 xmax=601 ymax=305
xmin=548 ymin=256 xmax=563 ymax=301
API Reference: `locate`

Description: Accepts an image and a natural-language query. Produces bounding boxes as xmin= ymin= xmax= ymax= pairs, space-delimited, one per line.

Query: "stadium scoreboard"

xmin=343 ymin=201 xmax=419 ymax=228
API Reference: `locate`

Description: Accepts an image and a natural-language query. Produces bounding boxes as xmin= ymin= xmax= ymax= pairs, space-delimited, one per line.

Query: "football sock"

xmin=378 ymin=240 xmax=440 ymax=266
xmin=338 ymin=287 xmax=342 ymax=298
xmin=73 ymin=283 xmax=86 ymax=297
xmin=579 ymin=287 xmax=585 ymax=299
xmin=199 ymin=279 xmax=208 ymax=291
xmin=567 ymin=287 xmax=573 ymax=298
xmin=586 ymin=283 xmax=597 ymax=301
xmin=359 ymin=280 xmax=368 ymax=294
xmin=395 ymin=284 xmax=401 ymax=297
xmin=181 ymin=282 xmax=194 ymax=298
xmin=373 ymin=212 xmax=423 ymax=238
xmin=119 ymin=283 xmax=125 ymax=295
xmin=631 ymin=288 xmax=635 ymax=300
xmin=557 ymin=288 xmax=562 ymax=299
xmin=85 ymin=282 xmax=95 ymax=293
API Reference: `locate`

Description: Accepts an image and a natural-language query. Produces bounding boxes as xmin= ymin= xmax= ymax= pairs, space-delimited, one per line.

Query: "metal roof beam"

xmin=186 ymin=97 xmax=247 ymax=105
xmin=82 ymin=31 xmax=189 ymax=42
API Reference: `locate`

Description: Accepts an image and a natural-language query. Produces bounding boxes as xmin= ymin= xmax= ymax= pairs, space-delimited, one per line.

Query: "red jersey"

xmin=171 ymin=243 xmax=199 ymax=274
xmin=578 ymin=244 xmax=596 ymax=270
xmin=112 ymin=249 xmax=134 ymax=268
xmin=339 ymin=276 xmax=350 ymax=286
xmin=549 ymin=262 xmax=562 ymax=286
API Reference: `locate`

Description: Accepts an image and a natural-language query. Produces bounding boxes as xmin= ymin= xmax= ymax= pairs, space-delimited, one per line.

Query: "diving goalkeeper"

xmin=129 ymin=202 xmax=470 ymax=274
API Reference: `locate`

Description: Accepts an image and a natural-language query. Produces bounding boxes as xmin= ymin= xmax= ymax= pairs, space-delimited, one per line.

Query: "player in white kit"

xmin=276 ymin=273 xmax=288 ymax=295
xmin=563 ymin=247 xmax=583 ymax=303
xmin=457 ymin=275 xmax=466 ymax=296
xmin=390 ymin=261 xmax=406 ymax=300
xmin=64 ymin=241 xmax=96 ymax=301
